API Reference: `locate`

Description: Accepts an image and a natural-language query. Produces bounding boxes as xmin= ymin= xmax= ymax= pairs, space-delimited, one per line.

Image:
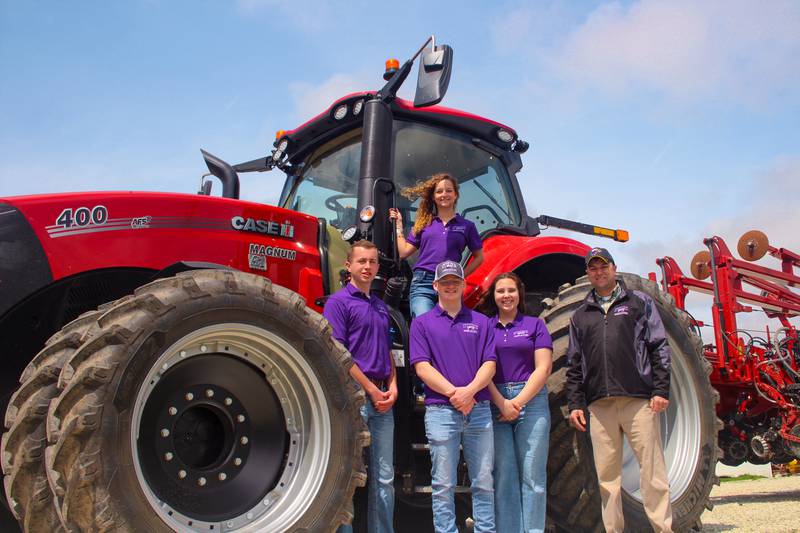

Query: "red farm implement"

xmin=656 ymin=230 xmax=800 ymax=466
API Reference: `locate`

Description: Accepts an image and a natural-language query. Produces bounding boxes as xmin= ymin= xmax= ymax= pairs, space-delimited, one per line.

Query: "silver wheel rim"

xmin=130 ymin=323 xmax=332 ymax=532
xmin=621 ymin=332 xmax=701 ymax=503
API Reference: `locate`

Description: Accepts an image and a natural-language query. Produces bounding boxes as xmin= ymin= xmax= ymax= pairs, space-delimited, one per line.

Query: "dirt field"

xmin=701 ymin=475 xmax=800 ymax=532
xmin=2 ymin=475 xmax=798 ymax=532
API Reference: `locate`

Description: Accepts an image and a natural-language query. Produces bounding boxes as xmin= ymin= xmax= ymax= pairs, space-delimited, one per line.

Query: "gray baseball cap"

xmin=434 ymin=260 xmax=465 ymax=281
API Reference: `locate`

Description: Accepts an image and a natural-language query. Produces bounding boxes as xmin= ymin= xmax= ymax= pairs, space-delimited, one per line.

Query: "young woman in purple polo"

xmin=478 ymin=272 xmax=553 ymax=533
xmin=389 ymin=173 xmax=484 ymax=318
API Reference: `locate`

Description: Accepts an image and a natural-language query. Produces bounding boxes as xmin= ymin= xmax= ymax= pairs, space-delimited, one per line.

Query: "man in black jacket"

xmin=567 ymin=248 xmax=672 ymax=533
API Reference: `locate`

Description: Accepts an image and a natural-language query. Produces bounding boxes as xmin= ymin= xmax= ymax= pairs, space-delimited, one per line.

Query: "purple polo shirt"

xmin=406 ymin=214 xmax=483 ymax=273
xmin=409 ymin=305 xmax=497 ymax=405
xmin=323 ymin=283 xmax=392 ymax=380
xmin=493 ymin=313 xmax=553 ymax=384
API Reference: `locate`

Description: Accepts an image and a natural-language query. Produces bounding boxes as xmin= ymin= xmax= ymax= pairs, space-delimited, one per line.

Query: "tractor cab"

xmin=200 ymin=36 xmax=536 ymax=297
xmin=198 ymin=35 xmax=626 ymax=304
xmin=277 ymin=104 xmax=533 ymax=293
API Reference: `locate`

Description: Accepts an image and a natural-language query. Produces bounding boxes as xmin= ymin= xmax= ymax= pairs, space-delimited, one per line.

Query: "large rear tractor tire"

xmin=2 ymin=308 xmax=106 ymax=532
xmin=541 ymin=273 xmax=720 ymax=532
xmin=8 ymin=269 xmax=367 ymax=532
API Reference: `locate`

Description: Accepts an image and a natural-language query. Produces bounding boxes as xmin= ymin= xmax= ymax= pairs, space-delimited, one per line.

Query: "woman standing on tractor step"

xmin=389 ymin=173 xmax=485 ymax=318
xmin=478 ymin=272 xmax=553 ymax=533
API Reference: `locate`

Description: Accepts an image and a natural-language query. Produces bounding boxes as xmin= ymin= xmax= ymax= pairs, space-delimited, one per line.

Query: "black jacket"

xmin=566 ymin=281 xmax=671 ymax=411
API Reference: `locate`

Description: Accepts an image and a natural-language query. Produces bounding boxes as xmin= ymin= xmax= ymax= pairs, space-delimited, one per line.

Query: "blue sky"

xmin=2 ymin=0 xmax=798 ymax=330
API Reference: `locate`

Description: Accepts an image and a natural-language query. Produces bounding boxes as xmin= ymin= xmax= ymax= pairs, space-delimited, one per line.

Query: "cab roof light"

xmin=497 ymin=129 xmax=514 ymax=143
xmin=333 ymin=104 xmax=348 ymax=121
xmin=384 ymin=58 xmax=400 ymax=81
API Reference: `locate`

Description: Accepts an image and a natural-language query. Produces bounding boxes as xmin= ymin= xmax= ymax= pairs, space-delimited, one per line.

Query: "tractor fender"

xmin=464 ymin=235 xmax=591 ymax=307
xmin=151 ymin=261 xmax=234 ymax=280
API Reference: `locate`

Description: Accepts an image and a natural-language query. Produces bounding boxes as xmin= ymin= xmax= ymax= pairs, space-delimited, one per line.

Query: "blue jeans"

xmin=338 ymin=401 xmax=395 ymax=533
xmin=424 ymin=402 xmax=495 ymax=533
xmin=409 ymin=270 xmax=437 ymax=318
xmin=491 ymin=383 xmax=550 ymax=533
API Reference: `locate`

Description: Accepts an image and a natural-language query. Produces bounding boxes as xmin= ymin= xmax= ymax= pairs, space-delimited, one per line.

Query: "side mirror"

xmin=413 ymin=44 xmax=453 ymax=108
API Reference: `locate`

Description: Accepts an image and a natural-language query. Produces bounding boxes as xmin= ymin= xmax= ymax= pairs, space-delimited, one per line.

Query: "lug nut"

xmin=237 ymin=414 xmax=245 ymax=423
xmin=160 ymin=428 xmax=170 ymax=437
xmin=240 ymin=436 xmax=249 ymax=445
xmin=218 ymin=472 xmax=227 ymax=481
xmin=198 ymin=477 xmax=207 ymax=486
xmin=224 ymin=397 xmax=233 ymax=406
xmin=234 ymin=457 xmax=242 ymax=466
xmin=168 ymin=407 xmax=177 ymax=416
xmin=164 ymin=452 xmax=173 ymax=462
xmin=185 ymin=392 xmax=194 ymax=401
xmin=178 ymin=470 xmax=187 ymax=479
xmin=205 ymin=389 xmax=214 ymax=398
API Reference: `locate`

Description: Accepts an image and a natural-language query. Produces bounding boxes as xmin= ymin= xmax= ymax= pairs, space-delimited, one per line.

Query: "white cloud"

xmin=287 ymin=72 xmax=371 ymax=123
xmin=530 ymin=0 xmax=800 ymax=105
xmin=621 ymin=156 xmax=800 ymax=336
xmin=706 ymin=156 xmax=800 ymax=250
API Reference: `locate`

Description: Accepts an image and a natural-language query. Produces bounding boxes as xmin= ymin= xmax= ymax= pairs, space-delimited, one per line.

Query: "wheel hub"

xmin=137 ymin=354 xmax=287 ymax=522
xmin=750 ymin=435 xmax=773 ymax=460
xmin=724 ymin=439 xmax=748 ymax=464
xmin=153 ymin=384 xmax=254 ymax=491
xmin=130 ymin=323 xmax=333 ymax=532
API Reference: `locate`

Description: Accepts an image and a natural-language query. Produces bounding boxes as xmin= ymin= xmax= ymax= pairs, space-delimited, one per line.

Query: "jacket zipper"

xmin=603 ymin=310 xmax=609 ymax=398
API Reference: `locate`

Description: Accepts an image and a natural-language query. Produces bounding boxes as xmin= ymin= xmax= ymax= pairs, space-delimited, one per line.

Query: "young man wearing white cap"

xmin=409 ymin=260 xmax=497 ymax=533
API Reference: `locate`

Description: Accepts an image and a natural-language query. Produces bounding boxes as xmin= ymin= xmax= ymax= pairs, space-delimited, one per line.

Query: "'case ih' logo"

xmin=231 ymin=216 xmax=294 ymax=238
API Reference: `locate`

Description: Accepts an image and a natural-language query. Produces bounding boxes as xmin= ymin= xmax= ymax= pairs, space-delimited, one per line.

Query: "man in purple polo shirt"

xmin=323 ymin=240 xmax=396 ymax=533
xmin=410 ymin=260 xmax=496 ymax=533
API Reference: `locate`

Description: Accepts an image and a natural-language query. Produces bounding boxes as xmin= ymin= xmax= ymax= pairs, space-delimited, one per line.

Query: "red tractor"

xmin=656 ymin=230 xmax=800 ymax=469
xmin=1 ymin=37 xmax=718 ymax=532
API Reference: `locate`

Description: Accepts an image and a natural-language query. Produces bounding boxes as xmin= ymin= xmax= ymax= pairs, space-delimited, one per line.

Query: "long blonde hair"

xmin=401 ymin=173 xmax=460 ymax=237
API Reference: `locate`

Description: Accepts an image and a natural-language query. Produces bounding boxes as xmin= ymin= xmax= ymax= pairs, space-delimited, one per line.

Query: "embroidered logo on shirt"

xmin=513 ymin=330 xmax=529 ymax=338
xmin=613 ymin=306 xmax=629 ymax=316
xmin=462 ymin=323 xmax=479 ymax=334
xmin=450 ymin=226 xmax=465 ymax=233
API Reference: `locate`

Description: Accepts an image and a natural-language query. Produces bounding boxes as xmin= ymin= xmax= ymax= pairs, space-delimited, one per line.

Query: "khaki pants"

xmin=588 ymin=397 xmax=672 ymax=533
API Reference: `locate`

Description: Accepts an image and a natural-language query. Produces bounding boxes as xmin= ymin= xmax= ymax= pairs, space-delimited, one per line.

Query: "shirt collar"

xmin=494 ymin=312 xmax=522 ymax=328
xmin=593 ymin=282 xmax=621 ymax=304
xmin=436 ymin=303 xmax=470 ymax=319
xmin=433 ymin=213 xmax=463 ymax=225
xmin=346 ymin=282 xmax=371 ymax=300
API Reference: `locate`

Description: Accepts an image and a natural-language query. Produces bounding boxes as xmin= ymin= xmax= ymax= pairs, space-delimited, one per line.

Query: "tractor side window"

xmin=284 ymin=130 xmax=362 ymax=229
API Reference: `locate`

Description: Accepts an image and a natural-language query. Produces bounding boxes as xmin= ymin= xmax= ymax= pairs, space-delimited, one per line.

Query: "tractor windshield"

xmin=281 ymin=122 xmax=521 ymax=236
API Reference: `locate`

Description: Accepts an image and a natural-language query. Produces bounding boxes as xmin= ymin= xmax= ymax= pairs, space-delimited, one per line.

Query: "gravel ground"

xmin=701 ymin=475 xmax=800 ymax=532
